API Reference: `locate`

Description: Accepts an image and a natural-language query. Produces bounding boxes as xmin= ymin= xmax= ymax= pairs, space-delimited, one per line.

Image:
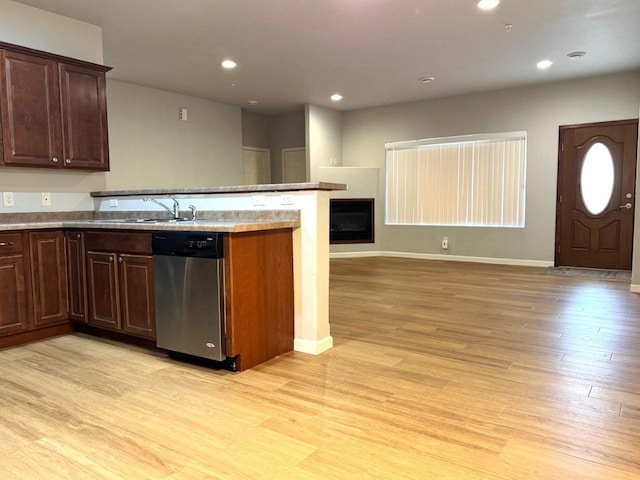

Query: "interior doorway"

xmin=555 ymin=119 xmax=638 ymax=270
xmin=282 ymin=147 xmax=306 ymax=183
xmin=242 ymin=147 xmax=270 ymax=185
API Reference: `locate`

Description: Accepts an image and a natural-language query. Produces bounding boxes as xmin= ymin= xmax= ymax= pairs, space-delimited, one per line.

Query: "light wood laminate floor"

xmin=1 ymin=257 xmax=639 ymax=479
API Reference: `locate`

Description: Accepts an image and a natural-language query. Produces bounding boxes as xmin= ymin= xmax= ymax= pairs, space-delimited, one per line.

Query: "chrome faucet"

xmin=143 ymin=196 xmax=181 ymax=219
xmin=188 ymin=204 xmax=197 ymax=221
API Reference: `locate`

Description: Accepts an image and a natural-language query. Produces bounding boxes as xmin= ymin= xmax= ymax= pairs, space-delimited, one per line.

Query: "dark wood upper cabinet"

xmin=0 ymin=50 xmax=62 ymax=167
xmin=0 ymin=41 xmax=111 ymax=171
xmin=59 ymin=63 xmax=109 ymax=170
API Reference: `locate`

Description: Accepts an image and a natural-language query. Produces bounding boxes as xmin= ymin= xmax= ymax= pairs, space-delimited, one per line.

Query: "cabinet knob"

xmin=52 ymin=157 xmax=59 ymax=163
xmin=109 ymin=256 xmax=114 ymax=262
xmin=118 ymin=256 xmax=123 ymax=263
xmin=77 ymin=233 xmax=82 ymax=240
xmin=0 ymin=242 xmax=13 ymax=247
xmin=65 ymin=159 xmax=71 ymax=164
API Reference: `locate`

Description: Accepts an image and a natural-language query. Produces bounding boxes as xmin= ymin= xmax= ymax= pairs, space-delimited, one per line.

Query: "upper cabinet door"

xmin=59 ymin=63 xmax=110 ymax=170
xmin=0 ymin=50 xmax=63 ymax=167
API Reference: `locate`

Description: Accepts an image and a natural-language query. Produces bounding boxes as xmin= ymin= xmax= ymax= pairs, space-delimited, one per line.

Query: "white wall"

xmin=269 ymin=112 xmax=305 ymax=183
xmin=0 ymin=0 xmax=103 ymax=63
xmin=341 ymin=70 xmax=640 ymax=264
xmin=241 ymin=111 xmax=270 ymax=148
xmin=307 ymin=104 xmax=343 ymax=181
xmin=106 ymin=80 xmax=243 ymax=190
xmin=241 ymin=111 xmax=306 ymax=183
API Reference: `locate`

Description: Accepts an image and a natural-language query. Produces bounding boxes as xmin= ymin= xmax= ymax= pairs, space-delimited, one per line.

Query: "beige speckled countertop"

xmin=0 ymin=211 xmax=300 ymax=233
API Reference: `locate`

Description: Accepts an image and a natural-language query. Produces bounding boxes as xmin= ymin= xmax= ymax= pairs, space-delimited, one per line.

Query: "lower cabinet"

xmin=85 ymin=231 xmax=155 ymax=340
xmin=224 ymin=229 xmax=294 ymax=371
xmin=65 ymin=231 xmax=87 ymax=323
xmin=29 ymin=231 xmax=68 ymax=327
xmin=0 ymin=232 xmax=29 ymax=336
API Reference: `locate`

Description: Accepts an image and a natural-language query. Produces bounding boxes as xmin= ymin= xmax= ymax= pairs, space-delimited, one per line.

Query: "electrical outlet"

xmin=441 ymin=236 xmax=449 ymax=250
xmin=41 ymin=192 xmax=51 ymax=207
xmin=109 ymin=198 xmax=119 ymax=207
xmin=280 ymin=194 xmax=294 ymax=205
xmin=2 ymin=192 xmax=14 ymax=207
xmin=252 ymin=195 xmax=266 ymax=206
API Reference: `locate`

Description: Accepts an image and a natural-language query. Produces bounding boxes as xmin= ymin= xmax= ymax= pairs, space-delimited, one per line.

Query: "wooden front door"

xmin=556 ymin=119 xmax=638 ymax=269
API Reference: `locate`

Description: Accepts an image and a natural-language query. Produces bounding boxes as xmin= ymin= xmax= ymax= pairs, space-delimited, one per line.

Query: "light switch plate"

xmin=2 ymin=192 xmax=14 ymax=207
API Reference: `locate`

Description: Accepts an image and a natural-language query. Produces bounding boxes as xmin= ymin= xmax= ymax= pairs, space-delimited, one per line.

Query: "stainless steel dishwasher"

xmin=152 ymin=231 xmax=225 ymax=362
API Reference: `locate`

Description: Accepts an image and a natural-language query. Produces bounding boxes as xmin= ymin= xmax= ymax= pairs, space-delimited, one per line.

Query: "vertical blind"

xmin=385 ymin=132 xmax=527 ymax=227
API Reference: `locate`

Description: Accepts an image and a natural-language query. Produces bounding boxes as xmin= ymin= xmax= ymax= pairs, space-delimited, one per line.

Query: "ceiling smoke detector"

xmin=331 ymin=94 xmax=343 ymax=102
xmin=246 ymin=100 xmax=258 ymax=105
xmin=419 ymin=76 xmax=435 ymax=83
xmin=567 ymin=51 xmax=587 ymax=59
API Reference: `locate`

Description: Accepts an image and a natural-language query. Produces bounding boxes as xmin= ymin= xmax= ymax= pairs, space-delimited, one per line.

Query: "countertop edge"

xmin=90 ymin=181 xmax=347 ymax=197
xmin=0 ymin=219 xmax=300 ymax=233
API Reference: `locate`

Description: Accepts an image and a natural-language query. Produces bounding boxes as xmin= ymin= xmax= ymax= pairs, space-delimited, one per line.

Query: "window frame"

xmin=385 ymin=131 xmax=527 ymax=228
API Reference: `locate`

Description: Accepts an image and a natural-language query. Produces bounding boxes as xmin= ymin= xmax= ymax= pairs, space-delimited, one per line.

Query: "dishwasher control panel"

xmin=152 ymin=232 xmax=223 ymax=258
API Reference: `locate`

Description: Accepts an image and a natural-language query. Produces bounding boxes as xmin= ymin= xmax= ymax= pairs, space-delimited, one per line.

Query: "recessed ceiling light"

xmin=567 ymin=51 xmax=586 ymax=59
xmin=537 ymin=60 xmax=553 ymax=70
xmin=331 ymin=94 xmax=343 ymax=102
xmin=221 ymin=59 xmax=237 ymax=69
xmin=419 ymin=76 xmax=435 ymax=83
xmin=246 ymin=100 xmax=258 ymax=105
xmin=477 ymin=0 xmax=500 ymax=10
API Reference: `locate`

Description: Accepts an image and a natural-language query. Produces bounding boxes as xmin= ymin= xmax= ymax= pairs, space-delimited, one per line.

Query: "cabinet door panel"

xmin=0 ymin=50 xmax=62 ymax=167
xmin=87 ymin=251 xmax=120 ymax=330
xmin=59 ymin=63 xmax=109 ymax=170
xmin=29 ymin=231 xmax=68 ymax=327
xmin=65 ymin=231 xmax=87 ymax=322
xmin=119 ymin=254 xmax=155 ymax=339
xmin=0 ymin=253 xmax=29 ymax=335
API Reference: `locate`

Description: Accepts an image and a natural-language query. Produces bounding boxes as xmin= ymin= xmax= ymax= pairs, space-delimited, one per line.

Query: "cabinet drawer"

xmin=85 ymin=231 xmax=152 ymax=254
xmin=0 ymin=233 xmax=24 ymax=254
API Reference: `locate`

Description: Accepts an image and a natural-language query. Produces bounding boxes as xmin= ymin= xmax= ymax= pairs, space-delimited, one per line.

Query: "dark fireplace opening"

xmin=330 ymin=198 xmax=374 ymax=244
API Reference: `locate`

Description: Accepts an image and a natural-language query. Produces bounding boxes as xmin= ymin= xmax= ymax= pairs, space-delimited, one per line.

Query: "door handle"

xmin=619 ymin=203 xmax=633 ymax=210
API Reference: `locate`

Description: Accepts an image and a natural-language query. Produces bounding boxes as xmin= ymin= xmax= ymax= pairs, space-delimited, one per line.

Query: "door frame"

xmin=554 ymin=118 xmax=639 ymax=268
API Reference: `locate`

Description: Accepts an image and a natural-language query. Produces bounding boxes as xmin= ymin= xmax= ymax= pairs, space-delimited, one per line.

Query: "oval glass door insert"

xmin=580 ymin=142 xmax=614 ymax=215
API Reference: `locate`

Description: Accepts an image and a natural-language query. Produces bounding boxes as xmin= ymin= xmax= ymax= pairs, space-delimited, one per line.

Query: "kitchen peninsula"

xmin=0 ymin=182 xmax=346 ymax=370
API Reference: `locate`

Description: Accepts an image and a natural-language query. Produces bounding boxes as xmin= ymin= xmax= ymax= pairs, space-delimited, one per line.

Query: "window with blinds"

xmin=385 ymin=131 xmax=527 ymax=227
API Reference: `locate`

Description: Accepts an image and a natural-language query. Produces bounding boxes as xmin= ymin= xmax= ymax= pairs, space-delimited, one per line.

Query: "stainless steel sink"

xmin=93 ymin=217 xmax=193 ymax=224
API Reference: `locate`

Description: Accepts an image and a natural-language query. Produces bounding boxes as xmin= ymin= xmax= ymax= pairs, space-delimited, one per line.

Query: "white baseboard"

xmin=294 ymin=336 xmax=334 ymax=355
xmin=330 ymin=250 xmax=553 ymax=268
xmin=631 ymin=284 xmax=640 ymax=293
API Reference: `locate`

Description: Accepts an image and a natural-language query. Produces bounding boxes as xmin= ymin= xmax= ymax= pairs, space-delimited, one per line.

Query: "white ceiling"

xmin=14 ymin=0 xmax=640 ymax=115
